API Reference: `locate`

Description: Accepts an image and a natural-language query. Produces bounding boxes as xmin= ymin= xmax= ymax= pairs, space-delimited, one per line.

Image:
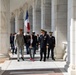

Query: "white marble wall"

xmin=68 ymin=0 xmax=76 ymax=74
xmin=0 ymin=0 xmax=10 ymax=57
xmin=51 ymin=0 xmax=67 ymax=59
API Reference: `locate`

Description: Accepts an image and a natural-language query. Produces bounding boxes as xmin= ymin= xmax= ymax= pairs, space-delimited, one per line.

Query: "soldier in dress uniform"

xmin=47 ymin=32 xmax=55 ymax=61
xmin=39 ymin=29 xmax=48 ymax=61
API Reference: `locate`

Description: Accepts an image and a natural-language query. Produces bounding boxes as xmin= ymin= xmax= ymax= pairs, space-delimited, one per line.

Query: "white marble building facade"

xmin=0 ymin=0 xmax=76 ymax=74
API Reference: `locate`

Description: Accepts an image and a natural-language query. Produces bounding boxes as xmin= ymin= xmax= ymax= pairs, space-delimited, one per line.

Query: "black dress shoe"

xmin=12 ymin=53 xmax=14 ymax=55
xmin=15 ymin=52 xmax=17 ymax=54
xmin=43 ymin=60 xmax=46 ymax=62
xmin=47 ymin=57 xmax=49 ymax=59
xmin=40 ymin=59 xmax=42 ymax=61
xmin=27 ymin=52 xmax=29 ymax=54
xmin=21 ymin=57 xmax=24 ymax=61
xmin=17 ymin=60 xmax=19 ymax=62
xmin=52 ymin=58 xmax=55 ymax=61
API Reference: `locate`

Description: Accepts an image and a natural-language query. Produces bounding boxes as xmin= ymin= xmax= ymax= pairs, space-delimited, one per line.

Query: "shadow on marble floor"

xmin=1 ymin=68 xmax=65 ymax=75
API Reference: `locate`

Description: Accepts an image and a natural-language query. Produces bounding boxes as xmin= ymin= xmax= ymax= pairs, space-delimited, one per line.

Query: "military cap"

xmin=32 ymin=31 xmax=35 ymax=33
xmin=32 ymin=31 xmax=35 ymax=35
xmin=41 ymin=29 xmax=45 ymax=32
xmin=45 ymin=30 xmax=47 ymax=33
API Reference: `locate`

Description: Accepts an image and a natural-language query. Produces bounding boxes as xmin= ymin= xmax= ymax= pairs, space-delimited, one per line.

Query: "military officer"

xmin=39 ymin=29 xmax=48 ymax=61
xmin=47 ymin=32 xmax=55 ymax=61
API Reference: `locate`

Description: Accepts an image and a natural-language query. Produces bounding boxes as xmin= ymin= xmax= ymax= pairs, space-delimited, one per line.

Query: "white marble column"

xmin=18 ymin=10 xmax=24 ymax=31
xmin=23 ymin=10 xmax=27 ymax=33
xmin=68 ymin=0 xmax=76 ymax=74
xmin=14 ymin=10 xmax=19 ymax=33
xmin=29 ymin=7 xmax=33 ymax=34
xmin=18 ymin=18 xmax=24 ymax=29
xmin=51 ymin=0 xmax=67 ymax=59
xmin=33 ymin=0 xmax=41 ymax=34
xmin=23 ymin=3 xmax=29 ymax=33
xmin=33 ymin=2 xmax=36 ymax=33
xmin=51 ymin=0 xmax=57 ymax=58
xmin=51 ymin=0 xmax=57 ymax=33
xmin=10 ymin=17 xmax=15 ymax=33
xmin=41 ymin=0 xmax=51 ymax=32
xmin=0 ymin=0 xmax=1 ymax=55
xmin=0 ymin=0 xmax=10 ymax=57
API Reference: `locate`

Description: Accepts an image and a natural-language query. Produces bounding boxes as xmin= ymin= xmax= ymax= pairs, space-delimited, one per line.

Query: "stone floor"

xmin=0 ymin=50 xmax=68 ymax=75
xmin=0 ymin=58 xmax=9 ymax=63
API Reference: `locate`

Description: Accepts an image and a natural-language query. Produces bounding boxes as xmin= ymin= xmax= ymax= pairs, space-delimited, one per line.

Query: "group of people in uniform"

xmin=10 ymin=28 xmax=55 ymax=62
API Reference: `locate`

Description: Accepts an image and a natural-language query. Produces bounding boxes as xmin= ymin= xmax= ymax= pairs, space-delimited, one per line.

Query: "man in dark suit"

xmin=47 ymin=32 xmax=55 ymax=61
xmin=10 ymin=33 xmax=15 ymax=54
xmin=32 ymin=32 xmax=37 ymax=54
xmin=39 ymin=29 xmax=48 ymax=61
xmin=24 ymin=32 xmax=30 ymax=54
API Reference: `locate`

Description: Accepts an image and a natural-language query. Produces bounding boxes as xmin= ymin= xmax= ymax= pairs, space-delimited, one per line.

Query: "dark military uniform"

xmin=39 ymin=30 xmax=48 ymax=61
xmin=47 ymin=32 xmax=55 ymax=60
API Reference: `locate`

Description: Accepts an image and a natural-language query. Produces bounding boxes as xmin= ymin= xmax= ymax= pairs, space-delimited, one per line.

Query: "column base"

xmin=54 ymin=47 xmax=64 ymax=59
xmin=64 ymin=61 xmax=70 ymax=71
xmin=0 ymin=53 xmax=9 ymax=58
xmin=68 ymin=65 xmax=76 ymax=75
xmin=68 ymin=68 xmax=76 ymax=75
xmin=70 ymin=70 xmax=76 ymax=75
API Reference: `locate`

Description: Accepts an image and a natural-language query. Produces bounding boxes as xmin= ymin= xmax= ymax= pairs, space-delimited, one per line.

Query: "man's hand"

xmin=30 ymin=45 xmax=32 ymax=48
xmin=46 ymin=46 xmax=48 ymax=49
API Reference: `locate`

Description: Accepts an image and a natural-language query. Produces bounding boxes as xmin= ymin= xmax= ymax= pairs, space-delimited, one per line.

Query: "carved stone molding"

xmin=22 ymin=3 xmax=28 ymax=12
xmin=13 ymin=9 xmax=20 ymax=17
